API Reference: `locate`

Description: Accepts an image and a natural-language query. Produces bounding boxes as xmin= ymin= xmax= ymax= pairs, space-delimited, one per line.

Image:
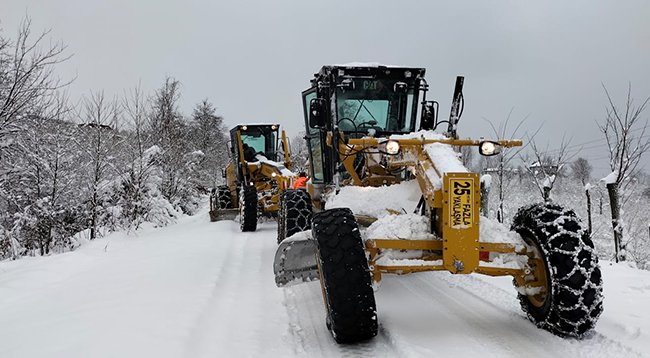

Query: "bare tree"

xmin=522 ymin=136 xmax=573 ymax=203
xmin=150 ymin=78 xmax=183 ymax=201
xmin=598 ymin=83 xmax=650 ymax=262
xmin=76 ymin=91 xmax=121 ymax=240
xmin=571 ymin=157 xmax=594 ymax=234
xmin=0 ymin=17 xmax=70 ymax=158
xmin=117 ymin=85 xmax=155 ymax=228
xmin=483 ymin=110 xmax=536 ymax=223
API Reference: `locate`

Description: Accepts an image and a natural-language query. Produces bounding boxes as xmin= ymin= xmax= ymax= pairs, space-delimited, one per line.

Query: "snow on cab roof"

xmin=327 ymin=62 xmax=421 ymax=69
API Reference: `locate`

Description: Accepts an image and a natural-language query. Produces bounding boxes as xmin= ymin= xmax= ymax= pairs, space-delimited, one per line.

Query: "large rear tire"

xmin=511 ymin=203 xmax=603 ymax=337
xmin=277 ymin=189 xmax=312 ymax=244
xmin=312 ymin=208 xmax=377 ymax=344
xmin=240 ymin=185 xmax=258 ymax=232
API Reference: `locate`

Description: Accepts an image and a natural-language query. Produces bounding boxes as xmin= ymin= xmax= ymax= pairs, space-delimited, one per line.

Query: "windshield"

xmin=336 ymin=79 xmax=416 ymax=134
xmin=240 ymin=126 xmax=277 ymax=161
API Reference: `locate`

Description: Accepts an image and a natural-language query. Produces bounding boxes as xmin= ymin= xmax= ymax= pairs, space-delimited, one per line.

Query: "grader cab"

xmin=210 ymin=124 xmax=295 ymax=232
xmin=273 ymin=64 xmax=603 ymax=343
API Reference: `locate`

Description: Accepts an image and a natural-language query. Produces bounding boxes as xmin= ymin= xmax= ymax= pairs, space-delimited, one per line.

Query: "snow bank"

xmin=326 ymin=180 xmax=421 ymax=218
xmin=3 ymin=203 xmax=650 ymax=356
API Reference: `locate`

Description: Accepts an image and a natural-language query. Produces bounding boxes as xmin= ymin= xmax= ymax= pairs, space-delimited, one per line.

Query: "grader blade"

xmin=273 ymin=237 xmax=319 ymax=287
xmin=209 ymin=208 xmax=239 ymax=222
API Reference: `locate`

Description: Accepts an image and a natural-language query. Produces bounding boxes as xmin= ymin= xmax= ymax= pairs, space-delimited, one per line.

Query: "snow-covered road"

xmin=1 ymin=208 xmax=648 ymax=357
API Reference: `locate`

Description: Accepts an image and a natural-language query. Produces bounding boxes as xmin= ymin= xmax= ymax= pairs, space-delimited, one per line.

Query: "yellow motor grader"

xmin=273 ymin=64 xmax=603 ymax=343
xmin=210 ymin=124 xmax=294 ymax=232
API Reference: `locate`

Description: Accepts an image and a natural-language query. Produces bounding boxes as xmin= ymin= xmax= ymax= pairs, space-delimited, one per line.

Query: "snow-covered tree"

xmin=187 ymin=99 xmax=228 ymax=190
xmin=0 ymin=18 xmax=72 ymax=257
xmin=75 ymin=91 xmax=122 ymax=240
xmin=571 ymin=157 xmax=594 ymax=234
xmin=483 ymin=110 xmax=534 ymax=222
xmin=289 ymin=132 xmax=309 ymax=173
xmin=599 ymin=84 xmax=650 ymax=262
xmin=0 ymin=17 xmax=69 ymax=159
xmin=522 ymin=137 xmax=573 ymax=203
xmin=148 ymin=77 xmax=203 ymax=214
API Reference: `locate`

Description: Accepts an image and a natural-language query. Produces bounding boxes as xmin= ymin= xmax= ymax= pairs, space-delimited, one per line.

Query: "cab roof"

xmin=230 ymin=123 xmax=280 ymax=131
xmin=311 ymin=64 xmax=426 ymax=85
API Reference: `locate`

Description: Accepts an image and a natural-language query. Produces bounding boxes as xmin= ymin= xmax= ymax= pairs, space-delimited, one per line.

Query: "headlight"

xmin=271 ymin=172 xmax=277 ymax=177
xmin=479 ymin=141 xmax=501 ymax=156
xmin=241 ymin=125 xmax=247 ymax=131
xmin=271 ymin=125 xmax=277 ymax=130
xmin=385 ymin=140 xmax=400 ymax=155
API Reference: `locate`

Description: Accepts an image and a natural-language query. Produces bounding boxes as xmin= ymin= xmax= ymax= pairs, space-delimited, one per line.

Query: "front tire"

xmin=312 ymin=208 xmax=377 ymax=344
xmin=240 ymin=185 xmax=258 ymax=232
xmin=511 ymin=203 xmax=603 ymax=337
xmin=217 ymin=185 xmax=232 ymax=209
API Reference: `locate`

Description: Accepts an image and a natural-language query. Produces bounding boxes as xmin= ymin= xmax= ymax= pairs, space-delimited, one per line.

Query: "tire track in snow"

xmin=283 ymin=281 xmax=406 ymax=358
xmin=183 ymin=221 xmax=293 ymax=357
xmin=432 ymin=273 xmax=644 ymax=358
xmin=375 ymin=272 xmax=641 ymax=357
xmin=182 ymin=220 xmax=240 ymax=357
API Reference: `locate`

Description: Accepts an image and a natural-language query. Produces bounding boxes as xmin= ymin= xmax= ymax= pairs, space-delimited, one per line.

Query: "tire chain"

xmin=240 ymin=186 xmax=258 ymax=232
xmin=217 ymin=186 xmax=232 ymax=209
xmin=278 ymin=190 xmax=312 ymax=243
xmin=512 ymin=203 xmax=603 ymax=337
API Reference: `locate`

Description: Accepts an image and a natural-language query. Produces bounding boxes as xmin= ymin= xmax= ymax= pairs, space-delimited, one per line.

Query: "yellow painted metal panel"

xmin=442 ymin=172 xmax=480 ymax=273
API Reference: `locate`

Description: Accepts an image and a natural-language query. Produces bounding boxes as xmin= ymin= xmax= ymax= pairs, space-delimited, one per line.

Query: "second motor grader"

xmin=273 ymin=64 xmax=603 ymax=343
xmin=210 ymin=124 xmax=295 ymax=232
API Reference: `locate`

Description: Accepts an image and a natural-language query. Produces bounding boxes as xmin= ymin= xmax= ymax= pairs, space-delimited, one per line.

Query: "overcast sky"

xmin=3 ymin=0 xmax=650 ymax=175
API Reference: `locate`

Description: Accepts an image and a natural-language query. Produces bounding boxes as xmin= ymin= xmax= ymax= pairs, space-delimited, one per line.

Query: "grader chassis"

xmin=210 ymin=124 xmax=294 ymax=231
xmin=273 ymin=64 xmax=603 ymax=343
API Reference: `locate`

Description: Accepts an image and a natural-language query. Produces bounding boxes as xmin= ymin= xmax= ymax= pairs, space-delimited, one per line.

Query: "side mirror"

xmin=420 ymin=101 xmax=437 ymax=130
xmin=309 ymin=98 xmax=326 ymax=128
